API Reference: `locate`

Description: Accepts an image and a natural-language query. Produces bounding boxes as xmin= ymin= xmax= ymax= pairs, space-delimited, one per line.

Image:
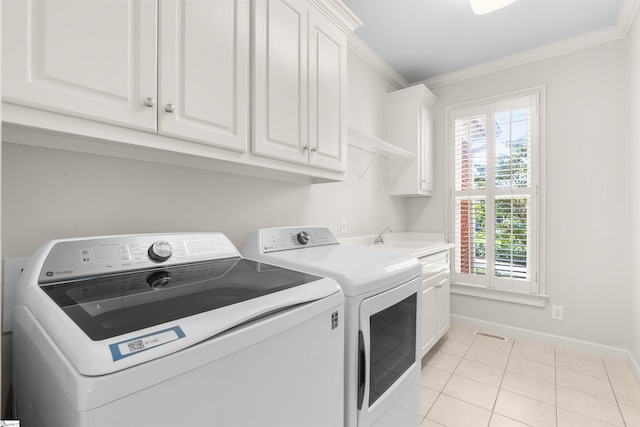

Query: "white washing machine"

xmin=12 ymin=232 xmax=345 ymax=427
xmin=242 ymin=227 xmax=422 ymax=427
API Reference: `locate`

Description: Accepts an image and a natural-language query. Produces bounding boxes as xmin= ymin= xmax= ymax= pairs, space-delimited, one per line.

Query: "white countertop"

xmin=339 ymin=232 xmax=454 ymax=258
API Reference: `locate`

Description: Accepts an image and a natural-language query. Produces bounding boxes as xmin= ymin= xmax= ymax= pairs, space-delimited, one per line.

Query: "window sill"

xmin=451 ymin=282 xmax=549 ymax=307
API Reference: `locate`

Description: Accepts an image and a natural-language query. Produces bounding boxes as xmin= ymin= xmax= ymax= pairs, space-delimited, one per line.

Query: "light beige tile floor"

xmin=420 ymin=325 xmax=640 ymax=426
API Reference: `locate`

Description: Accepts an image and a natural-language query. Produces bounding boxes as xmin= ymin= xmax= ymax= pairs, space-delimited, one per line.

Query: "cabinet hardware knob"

xmin=144 ymin=97 xmax=156 ymax=108
xmin=165 ymin=103 xmax=177 ymax=113
xmin=310 ymin=146 xmax=319 ymax=152
xmin=302 ymin=145 xmax=310 ymax=151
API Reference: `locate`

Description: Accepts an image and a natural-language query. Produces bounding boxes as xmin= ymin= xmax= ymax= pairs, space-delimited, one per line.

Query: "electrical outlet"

xmin=552 ymin=305 xmax=563 ymax=321
xmin=340 ymin=219 xmax=347 ymax=234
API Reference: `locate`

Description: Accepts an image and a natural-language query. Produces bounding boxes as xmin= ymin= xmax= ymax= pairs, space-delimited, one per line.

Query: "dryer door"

xmin=357 ymin=276 xmax=421 ymax=427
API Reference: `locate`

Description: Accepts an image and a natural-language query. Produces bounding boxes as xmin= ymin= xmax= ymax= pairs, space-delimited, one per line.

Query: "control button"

xmin=80 ymin=249 xmax=91 ymax=264
xmin=297 ymin=231 xmax=310 ymax=245
xmin=148 ymin=241 xmax=173 ymax=262
xmin=147 ymin=271 xmax=172 ymax=290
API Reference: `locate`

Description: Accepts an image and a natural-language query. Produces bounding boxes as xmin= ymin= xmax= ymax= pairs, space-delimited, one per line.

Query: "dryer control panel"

xmin=253 ymin=227 xmax=340 ymax=253
xmin=38 ymin=233 xmax=240 ymax=284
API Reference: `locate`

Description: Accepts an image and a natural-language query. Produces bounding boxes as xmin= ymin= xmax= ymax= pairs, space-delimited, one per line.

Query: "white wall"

xmin=0 ymin=50 xmax=404 ymax=259
xmin=629 ymin=10 xmax=640 ymax=365
xmin=411 ymin=39 xmax=631 ymax=349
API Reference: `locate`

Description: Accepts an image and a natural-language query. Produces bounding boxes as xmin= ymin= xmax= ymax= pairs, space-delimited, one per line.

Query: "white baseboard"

xmin=628 ymin=351 xmax=640 ymax=383
xmin=451 ymin=314 xmax=629 ymax=360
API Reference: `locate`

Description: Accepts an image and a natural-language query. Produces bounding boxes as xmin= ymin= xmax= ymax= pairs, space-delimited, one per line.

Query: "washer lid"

xmin=41 ymin=258 xmax=323 ymax=341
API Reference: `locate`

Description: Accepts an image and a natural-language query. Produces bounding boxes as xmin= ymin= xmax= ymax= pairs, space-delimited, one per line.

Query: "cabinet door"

xmin=159 ymin=0 xmax=249 ymax=152
xmin=253 ymin=0 xmax=309 ymax=164
xmin=420 ymin=105 xmax=434 ymax=193
xmin=2 ymin=0 xmax=157 ymax=131
xmin=421 ymin=284 xmax=436 ymax=358
xmin=307 ymin=8 xmax=347 ymax=172
xmin=435 ymin=275 xmax=450 ymax=338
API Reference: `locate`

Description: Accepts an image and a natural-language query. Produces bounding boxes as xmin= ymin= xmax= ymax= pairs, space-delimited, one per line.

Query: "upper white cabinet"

xmin=158 ymin=0 xmax=250 ymax=152
xmin=2 ymin=0 xmax=158 ymax=131
xmin=2 ymin=0 xmax=360 ymax=181
xmin=252 ymin=0 xmax=357 ymax=172
xmin=3 ymin=0 xmax=250 ymax=152
xmin=387 ymin=84 xmax=438 ymax=197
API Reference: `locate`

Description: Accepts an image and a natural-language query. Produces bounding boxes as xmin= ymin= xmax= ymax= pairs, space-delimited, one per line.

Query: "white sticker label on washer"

xmin=110 ymin=326 xmax=185 ymax=361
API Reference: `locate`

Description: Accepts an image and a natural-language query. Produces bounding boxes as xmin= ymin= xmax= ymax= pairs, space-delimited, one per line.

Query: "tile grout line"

xmin=487 ymin=337 xmax=538 ymax=427
xmin=603 ymin=358 xmax=629 ymax=427
xmin=424 ymin=334 xmax=477 ymax=425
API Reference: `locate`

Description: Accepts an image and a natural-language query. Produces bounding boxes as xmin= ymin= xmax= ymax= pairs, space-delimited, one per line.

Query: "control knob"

xmin=147 ymin=271 xmax=172 ymax=290
xmin=297 ymin=231 xmax=310 ymax=245
xmin=148 ymin=240 xmax=173 ymax=262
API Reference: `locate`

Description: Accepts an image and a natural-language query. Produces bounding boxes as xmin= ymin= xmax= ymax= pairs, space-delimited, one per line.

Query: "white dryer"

xmin=13 ymin=233 xmax=345 ymax=427
xmin=242 ymin=227 xmax=422 ymax=427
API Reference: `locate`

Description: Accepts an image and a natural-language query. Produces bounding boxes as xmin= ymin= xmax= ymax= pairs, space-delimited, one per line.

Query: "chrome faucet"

xmin=373 ymin=227 xmax=393 ymax=245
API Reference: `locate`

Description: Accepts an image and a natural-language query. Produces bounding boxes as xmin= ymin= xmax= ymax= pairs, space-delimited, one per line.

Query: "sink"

xmin=367 ymin=241 xmax=432 ymax=248
xmin=339 ymin=233 xmax=453 ymax=257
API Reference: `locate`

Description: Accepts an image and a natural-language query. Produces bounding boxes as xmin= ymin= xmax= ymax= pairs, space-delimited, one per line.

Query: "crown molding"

xmin=422 ymin=0 xmax=640 ymax=89
xmin=310 ymin=0 xmax=363 ymax=34
xmin=422 ymin=25 xmax=628 ymax=89
xmin=347 ymin=34 xmax=409 ymax=90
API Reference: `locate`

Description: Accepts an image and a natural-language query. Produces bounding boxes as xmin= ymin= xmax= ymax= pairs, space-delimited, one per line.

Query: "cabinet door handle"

xmin=165 ymin=103 xmax=177 ymax=113
xmin=144 ymin=97 xmax=156 ymax=108
xmin=302 ymin=144 xmax=310 ymax=151
xmin=310 ymin=146 xmax=318 ymax=152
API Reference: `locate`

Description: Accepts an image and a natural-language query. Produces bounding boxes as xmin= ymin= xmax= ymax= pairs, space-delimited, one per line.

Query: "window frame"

xmin=445 ymin=86 xmax=547 ymax=307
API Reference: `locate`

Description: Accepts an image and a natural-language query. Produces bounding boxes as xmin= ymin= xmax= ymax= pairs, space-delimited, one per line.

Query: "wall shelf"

xmin=347 ymin=126 xmax=414 ymax=187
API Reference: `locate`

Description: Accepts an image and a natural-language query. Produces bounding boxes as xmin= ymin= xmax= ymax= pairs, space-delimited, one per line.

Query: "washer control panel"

xmin=257 ymin=227 xmax=339 ymax=253
xmin=38 ymin=233 xmax=240 ymax=284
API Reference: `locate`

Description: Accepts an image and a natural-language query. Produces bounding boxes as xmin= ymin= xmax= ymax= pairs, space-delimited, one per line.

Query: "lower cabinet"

xmin=419 ymin=251 xmax=451 ymax=358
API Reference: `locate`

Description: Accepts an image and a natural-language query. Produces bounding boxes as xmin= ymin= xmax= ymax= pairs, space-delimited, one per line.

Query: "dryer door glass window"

xmin=368 ymin=293 xmax=417 ymax=406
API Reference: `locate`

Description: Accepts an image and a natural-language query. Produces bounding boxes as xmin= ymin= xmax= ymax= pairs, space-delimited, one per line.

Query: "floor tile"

xmin=471 ymin=334 xmax=514 ymax=355
xmin=454 ymin=358 xmax=505 ymax=388
xmin=556 ymin=367 xmax=615 ymax=400
xmin=444 ymin=325 xmax=477 ymax=345
xmin=557 ymin=386 xmax=625 ymax=426
xmin=556 ymin=353 xmax=607 ymax=379
xmin=494 ymin=389 xmax=556 ymax=427
xmin=489 ymin=414 xmax=533 ymax=427
xmin=465 ymin=346 xmax=510 ymax=370
xmin=500 ymin=371 xmax=555 ymax=405
xmin=420 ymin=386 xmax=439 ymax=416
xmin=606 ymin=363 xmax=640 ymax=389
xmin=434 ymin=337 xmax=470 ymax=357
xmin=556 ymin=346 xmax=603 ymax=362
xmin=421 ymin=364 xmax=452 ymax=392
xmin=442 ymin=374 xmax=499 ymax=410
xmin=620 ymin=403 xmax=640 ymax=426
xmin=425 ymin=350 xmax=462 ymax=372
xmin=510 ymin=341 xmax=556 ymax=366
xmin=602 ymin=357 xmax=631 ymax=373
xmin=557 ymin=408 xmax=620 ymax=427
xmin=513 ymin=338 xmax=555 ymax=353
xmin=506 ymin=355 xmax=556 ymax=383
xmin=427 ymin=394 xmax=492 ymax=427
xmin=421 ymin=418 xmax=446 ymax=426
xmin=612 ymin=382 xmax=640 ymax=408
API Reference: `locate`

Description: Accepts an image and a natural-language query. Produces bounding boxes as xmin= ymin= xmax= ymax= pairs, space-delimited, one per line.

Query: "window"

xmin=448 ymin=88 xmax=544 ymax=303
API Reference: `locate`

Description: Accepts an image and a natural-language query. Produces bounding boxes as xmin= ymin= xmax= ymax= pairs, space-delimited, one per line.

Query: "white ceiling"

xmin=342 ymin=0 xmax=629 ymax=84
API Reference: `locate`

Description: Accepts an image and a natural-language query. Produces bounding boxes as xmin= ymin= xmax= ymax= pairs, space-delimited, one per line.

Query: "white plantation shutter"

xmin=451 ymin=93 xmax=540 ymax=294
